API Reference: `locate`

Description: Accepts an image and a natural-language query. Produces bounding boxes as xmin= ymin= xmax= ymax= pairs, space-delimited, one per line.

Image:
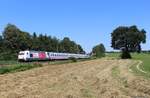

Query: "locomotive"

xmin=18 ymin=50 xmax=90 ymax=61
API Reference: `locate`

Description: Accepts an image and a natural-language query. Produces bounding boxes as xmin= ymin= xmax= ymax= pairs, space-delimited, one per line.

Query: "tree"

xmin=59 ymin=37 xmax=85 ymax=53
xmin=77 ymin=44 xmax=85 ymax=54
xmin=18 ymin=31 xmax=31 ymax=50
xmin=2 ymin=24 xmax=22 ymax=59
xmin=92 ymin=44 xmax=105 ymax=57
xmin=3 ymin=24 xmax=21 ymax=51
xmin=51 ymin=37 xmax=59 ymax=52
xmin=2 ymin=24 xmax=32 ymax=59
xmin=31 ymin=32 xmax=39 ymax=50
xmin=3 ymin=24 xmax=31 ymax=51
xmin=33 ymin=32 xmax=37 ymax=38
xmin=111 ymin=25 xmax=146 ymax=59
xmin=60 ymin=37 xmax=71 ymax=52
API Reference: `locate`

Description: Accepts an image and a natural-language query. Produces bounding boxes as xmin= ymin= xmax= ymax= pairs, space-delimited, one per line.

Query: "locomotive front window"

xmin=19 ymin=53 xmax=24 ymax=55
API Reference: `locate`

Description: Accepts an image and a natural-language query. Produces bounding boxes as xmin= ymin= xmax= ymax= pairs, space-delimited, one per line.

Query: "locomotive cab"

xmin=18 ymin=51 xmax=30 ymax=61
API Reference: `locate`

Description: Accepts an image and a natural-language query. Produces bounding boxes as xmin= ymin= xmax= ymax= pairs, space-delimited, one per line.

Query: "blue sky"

xmin=0 ymin=0 xmax=150 ymax=52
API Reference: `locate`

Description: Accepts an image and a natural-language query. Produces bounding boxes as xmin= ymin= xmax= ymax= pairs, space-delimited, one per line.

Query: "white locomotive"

xmin=18 ymin=50 xmax=90 ymax=61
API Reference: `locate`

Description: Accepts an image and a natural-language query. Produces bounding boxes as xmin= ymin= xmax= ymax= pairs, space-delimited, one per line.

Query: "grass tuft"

xmin=112 ymin=66 xmax=120 ymax=77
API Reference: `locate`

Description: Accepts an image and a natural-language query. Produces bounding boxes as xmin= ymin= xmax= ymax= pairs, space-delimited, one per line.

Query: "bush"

xmin=69 ymin=57 xmax=77 ymax=62
xmin=92 ymin=43 xmax=105 ymax=58
xmin=0 ymin=51 xmax=17 ymax=60
xmin=33 ymin=62 xmax=43 ymax=67
xmin=0 ymin=67 xmax=10 ymax=74
xmin=120 ymin=51 xmax=131 ymax=59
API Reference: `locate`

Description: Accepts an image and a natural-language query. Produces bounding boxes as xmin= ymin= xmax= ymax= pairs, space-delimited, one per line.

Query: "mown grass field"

xmin=1 ymin=58 xmax=149 ymax=97
xmin=107 ymin=52 xmax=150 ymax=77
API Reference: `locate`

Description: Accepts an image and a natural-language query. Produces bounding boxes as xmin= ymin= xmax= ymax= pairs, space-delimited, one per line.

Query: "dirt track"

xmin=0 ymin=58 xmax=150 ymax=98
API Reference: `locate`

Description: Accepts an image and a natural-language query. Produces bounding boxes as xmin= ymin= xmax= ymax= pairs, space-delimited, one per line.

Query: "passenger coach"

xmin=18 ymin=50 xmax=90 ymax=61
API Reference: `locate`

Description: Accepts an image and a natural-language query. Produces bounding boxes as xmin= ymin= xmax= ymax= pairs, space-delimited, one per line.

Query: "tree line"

xmin=1 ymin=24 xmax=144 ymax=60
xmin=0 ymin=24 xmax=85 ymax=60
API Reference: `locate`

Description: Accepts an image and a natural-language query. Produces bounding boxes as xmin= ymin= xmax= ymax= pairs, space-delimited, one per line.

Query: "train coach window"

xmin=19 ymin=53 xmax=24 ymax=55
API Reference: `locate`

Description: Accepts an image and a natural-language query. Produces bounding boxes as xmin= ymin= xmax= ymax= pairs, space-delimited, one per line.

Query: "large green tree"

xmin=92 ymin=44 xmax=105 ymax=57
xmin=3 ymin=24 xmax=31 ymax=51
xmin=2 ymin=24 xmax=32 ymax=59
xmin=111 ymin=25 xmax=146 ymax=59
